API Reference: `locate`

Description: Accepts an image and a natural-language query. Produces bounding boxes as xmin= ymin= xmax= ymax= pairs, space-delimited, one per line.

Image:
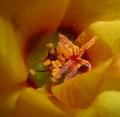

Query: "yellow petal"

xmin=52 ymin=60 xmax=111 ymax=108
xmin=89 ymin=21 xmax=120 ymax=54
xmin=86 ymin=21 xmax=120 ymax=92
xmin=76 ymin=91 xmax=120 ymax=117
xmin=75 ymin=107 xmax=96 ymax=117
xmin=99 ymin=53 xmax=120 ymax=92
xmin=0 ymin=17 xmax=28 ymax=91
xmin=14 ymin=88 xmax=69 ymax=117
xmin=74 ymin=21 xmax=120 ymax=67
xmin=93 ymin=91 xmax=120 ymax=117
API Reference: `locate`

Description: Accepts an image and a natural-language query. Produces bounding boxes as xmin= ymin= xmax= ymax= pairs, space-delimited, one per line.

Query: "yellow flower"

xmin=0 ymin=0 xmax=120 ymax=117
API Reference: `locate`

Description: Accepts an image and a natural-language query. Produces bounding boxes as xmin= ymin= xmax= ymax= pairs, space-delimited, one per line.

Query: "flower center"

xmin=27 ymin=31 xmax=96 ymax=88
xmin=43 ymin=33 xmax=96 ymax=83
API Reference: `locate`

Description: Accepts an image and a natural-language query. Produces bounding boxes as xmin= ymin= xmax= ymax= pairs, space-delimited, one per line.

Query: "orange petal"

xmin=0 ymin=0 xmax=70 ymax=38
xmin=0 ymin=88 xmax=21 ymax=117
xmin=14 ymin=88 xmax=69 ymax=117
xmin=0 ymin=17 xmax=28 ymax=91
xmin=51 ymin=60 xmax=111 ymax=108
xmin=89 ymin=21 xmax=120 ymax=54
xmin=99 ymin=53 xmax=120 ymax=92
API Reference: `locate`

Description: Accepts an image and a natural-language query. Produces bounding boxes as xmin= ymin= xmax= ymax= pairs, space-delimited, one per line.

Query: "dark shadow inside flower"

xmin=58 ymin=25 xmax=80 ymax=40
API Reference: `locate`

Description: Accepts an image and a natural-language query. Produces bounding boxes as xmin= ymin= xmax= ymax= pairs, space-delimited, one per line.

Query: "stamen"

xmin=43 ymin=33 xmax=96 ymax=83
xmin=46 ymin=43 xmax=53 ymax=48
xmin=29 ymin=69 xmax=36 ymax=75
xmin=81 ymin=36 xmax=97 ymax=50
xmin=79 ymin=36 xmax=97 ymax=57
xmin=79 ymin=59 xmax=92 ymax=71
xmin=54 ymin=60 xmax=72 ymax=80
xmin=65 ymin=65 xmax=79 ymax=81
xmin=43 ymin=59 xmax=51 ymax=66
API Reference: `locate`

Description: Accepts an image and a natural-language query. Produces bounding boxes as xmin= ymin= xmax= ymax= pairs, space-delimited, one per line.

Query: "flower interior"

xmin=28 ymin=31 xmax=96 ymax=88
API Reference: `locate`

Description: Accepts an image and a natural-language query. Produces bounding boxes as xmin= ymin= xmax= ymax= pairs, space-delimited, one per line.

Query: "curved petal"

xmin=88 ymin=21 xmax=120 ymax=54
xmin=99 ymin=53 xmax=120 ymax=92
xmin=93 ymin=91 xmax=120 ymax=117
xmin=0 ymin=0 xmax=70 ymax=91
xmin=14 ymin=88 xmax=69 ymax=117
xmin=52 ymin=20 xmax=120 ymax=109
xmin=0 ymin=0 xmax=70 ymax=38
xmin=84 ymin=20 xmax=120 ymax=66
xmin=61 ymin=0 xmax=120 ymax=30
xmin=52 ymin=60 xmax=111 ymax=108
xmin=76 ymin=91 xmax=120 ymax=117
xmin=87 ymin=21 xmax=120 ymax=92
xmin=0 ymin=17 xmax=28 ymax=91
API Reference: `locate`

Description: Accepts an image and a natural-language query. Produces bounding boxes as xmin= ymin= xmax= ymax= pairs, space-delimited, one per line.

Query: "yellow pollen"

xmin=63 ymin=51 xmax=70 ymax=59
xmin=46 ymin=43 xmax=53 ymax=48
xmin=50 ymin=48 xmax=55 ymax=54
xmin=43 ymin=33 xmax=96 ymax=83
xmin=77 ymin=64 xmax=81 ymax=68
xmin=55 ymin=60 xmax=62 ymax=67
xmin=51 ymin=72 xmax=56 ymax=77
xmin=51 ymin=78 xmax=57 ymax=83
xmin=68 ymin=48 xmax=73 ymax=55
xmin=52 ymin=61 xmax=59 ymax=68
xmin=52 ymin=67 xmax=60 ymax=72
xmin=57 ymin=55 xmax=65 ymax=63
xmin=29 ymin=69 xmax=36 ymax=75
xmin=43 ymin=59 xmax=51 ymax=66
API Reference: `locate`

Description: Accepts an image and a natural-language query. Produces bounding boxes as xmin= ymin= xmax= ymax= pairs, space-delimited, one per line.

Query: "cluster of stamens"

xmin=43 ymin=33 xmax=96 ymax=83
